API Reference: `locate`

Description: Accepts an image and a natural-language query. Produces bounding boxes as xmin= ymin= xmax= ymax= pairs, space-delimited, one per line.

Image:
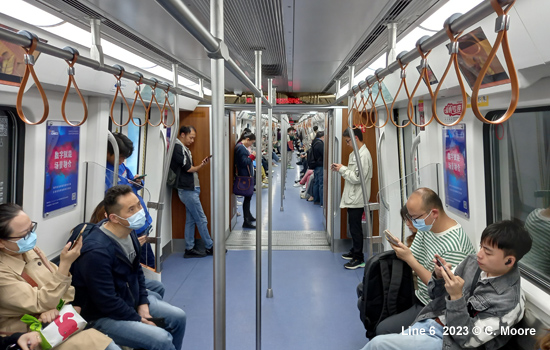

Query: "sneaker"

xmin=287 ymin=166 xmax=294 ymax=169
xmin=293 ymin=183 xmax=301 ymax=187
xmin=272 ymin=163 xmax=278 ymax=167
xmin=184 ymin=248 xmax=206 ymax=258
xmin=344 ymin=259 xmax=365 ymax=270
xmin=237 ymin=201 xmax=243 ymax=205
xmin=341 ymin=252 xmax=354 ymax=260
xmin=243 ymin=222 xmax=256 ymax=229
xmin=205 ymin=247 xmax=228 ymax=255
xmin=300 ymin=193 xmax=306 ymax=199
xmin=262 ymin=183 xmax=269 ymax=189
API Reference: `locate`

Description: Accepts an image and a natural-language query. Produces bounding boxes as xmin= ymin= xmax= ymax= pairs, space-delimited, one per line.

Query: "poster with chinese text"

xmin=43 ymin=121 xmax=79 ymax=217
xmin=443 ymin=124 xmax=469 ymax=217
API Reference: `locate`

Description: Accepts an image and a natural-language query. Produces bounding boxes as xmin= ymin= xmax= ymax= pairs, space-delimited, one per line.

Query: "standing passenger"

xmin=332 ymin=128 xmax=372 ymax=269
xmin=310 ymin=131 xmax=325 ymax=206
xmin=170 ymin=125 xmax=213 ymax=258
xmin=235 ymin=131 xmax=257 ymax=229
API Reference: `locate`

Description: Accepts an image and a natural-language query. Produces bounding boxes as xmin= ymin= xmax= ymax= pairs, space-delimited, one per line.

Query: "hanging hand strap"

xmin=390 ymin=53 xmax=412 ymax=128
xmin=16 ymin=31 xmax=49 ymax=125
xmin=161 ymin=83 xmax=176 ymax=127
xmin=471 ymin=0 xmax=519 ymax=124
xmin=374 ymin=70 xmax=390 ymax=128
xmin=148 ymin=79 xmax=163 ymax=127
xmin=407 ymin=36 xmax=435 ymax=128
xmin=109 ymin=65 xmax=132 ymax=127
xmin=61 ymin=47 xmax=88 ymax=127
xmin=129 ymin=73 xmax=149 ymax=127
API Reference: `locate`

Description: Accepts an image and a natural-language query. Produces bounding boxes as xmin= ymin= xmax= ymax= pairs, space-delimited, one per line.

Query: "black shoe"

xmin=205 ymin=247 xmax=228 ymax=255
xmin=344 ymin=259 xmax=365 ymax=270
xmin=341 ymin=252 xmax=353 ymax=260
xmin=247 ymin=216 xmax=256 ymax=222
xmin=242 ymin=222 xmax=256 ymax=229
xmin=184 ymin=248 xmax=206 ymax=258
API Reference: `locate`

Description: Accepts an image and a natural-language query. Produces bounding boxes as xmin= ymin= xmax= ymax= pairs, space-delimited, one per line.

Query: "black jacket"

xmin=1 ymin=333 xmax=24 ymax=349
xmin=309 ymin=138 xmax=324 ymax=168
xmin=70 ymin=225 xmax=149 ymax=322
xmin=235 ymin=143 xmax=254 ymax=177
xmin=170 ymin=141 xmax=195 ymax=190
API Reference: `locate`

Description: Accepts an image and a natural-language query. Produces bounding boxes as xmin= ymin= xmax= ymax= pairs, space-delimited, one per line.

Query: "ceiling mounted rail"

xmin=0 ymin=27 xmax=208 ymax=103
xmin=333 ymin=0 xmax=514 ymax=106
xmin=154 ymin=0 xmax=271 ymax=107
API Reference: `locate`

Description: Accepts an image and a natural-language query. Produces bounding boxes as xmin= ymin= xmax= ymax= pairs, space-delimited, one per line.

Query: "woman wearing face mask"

xmin=0 ymin=203 xmax=121 ymax=350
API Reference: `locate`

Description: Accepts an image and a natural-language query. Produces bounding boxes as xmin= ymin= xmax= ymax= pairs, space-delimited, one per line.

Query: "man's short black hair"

xmin=481 ymin=220 xmax=532 ymax=264
xmin=104 ymin=185 xmax=133 ymax=216
xmin=315 ymin=131 xmax=324 ymax=139
xmin=342 ymin=127 xmax=363 ymax=142
xmin=0 ymin=203 xmax=23 ymax=240
xmin=107 ymin=133 xmax=134 ymax=158
xmin=313 ymin=126 xmax=318 ymax=132
xmin=179 ymin=125 xmax=196 ymax=135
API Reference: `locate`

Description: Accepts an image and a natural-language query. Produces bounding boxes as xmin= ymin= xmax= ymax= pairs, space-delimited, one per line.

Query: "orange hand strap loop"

xmin=431 ymin=15 xmax=467 ymax=127
xmin=407 ymin=37 xmax=435 ymax=128
xmin=471 ymin=0 xmax=518 ymax=124
xmin=350 ymin=86 xmax=362 ymax=128
xmin=61 ymin=47 xmax=88 ymax=127
xmin=16 ymin=31 xmax=49 ymax=125
xmin=373 ymin=72 xmax=389 ymax=128
xmin=161 ymin=84 xmax=176 ymax=127
xmin=366 ymin=80 xmax=380 ymax=129
xmin=390 ymin=55 xmax=412 ymax=128
xmin=110 ymin=66 xmax=132 ymax=127
xmin=147 ymin=80 xmax=163 ymax=127
xmin=129 ymin=74 xmax=149 ymax=127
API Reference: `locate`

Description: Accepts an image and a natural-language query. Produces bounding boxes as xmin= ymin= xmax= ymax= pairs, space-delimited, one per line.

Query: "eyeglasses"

xmin=6 ymin=221 xmax=37 ymax=241
xmin=405 ymin=211 xmax=430 ymax=224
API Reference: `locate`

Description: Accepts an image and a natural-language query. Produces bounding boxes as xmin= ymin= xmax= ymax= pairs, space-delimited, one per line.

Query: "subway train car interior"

xmin=1 ymin=0 xmax=550 ymax=349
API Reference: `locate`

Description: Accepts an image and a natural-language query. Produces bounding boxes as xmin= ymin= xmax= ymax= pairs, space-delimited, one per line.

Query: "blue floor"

xmin=234 ymin=152 xmax=325 ymax=232
xmin=162 ymin=250 xmax=369 ymax=350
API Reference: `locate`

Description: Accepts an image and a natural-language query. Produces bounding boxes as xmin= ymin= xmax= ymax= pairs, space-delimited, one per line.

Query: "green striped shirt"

xmin=521 ymin=209 xmax=550 ymax=276
xmin=409 ymin=223 xmax=476 ymax=306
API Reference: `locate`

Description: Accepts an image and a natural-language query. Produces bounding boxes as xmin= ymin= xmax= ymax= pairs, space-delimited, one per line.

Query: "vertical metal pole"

xmin=107 ymin=131 xmax=119 ymax=187
xmin=386 ymin=22 xmax=397 ymax=66
xmin=90 ymin=18 xmax=104 ymax=67
xmin=266 ymin=80 xmax=274 ymax=299
xmin=347 ymin=90 xmax=373 ymax=259
xmin=280 ymin=117 xmax=287 ymax=211
xmin=198 ymin=78 xmax=204 ymax=99
xmin=335 ymin=79 xmax=341 ymax=99
xmin=211 ymin=0 xmax=226 ymax=349
xmin=254 ymin=49 xmax=262 ymax=350
xmin=348 ymin=65 xmax=355 ymax=91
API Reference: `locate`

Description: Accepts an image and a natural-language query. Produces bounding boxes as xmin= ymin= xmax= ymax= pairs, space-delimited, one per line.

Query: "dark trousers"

xmin=347 ymin=207 xmax=364 ymax=261
xmin=243 ymin=195 xmax=253 ymax=222
xmin=375 ymin=297 xmax=425 ymax=335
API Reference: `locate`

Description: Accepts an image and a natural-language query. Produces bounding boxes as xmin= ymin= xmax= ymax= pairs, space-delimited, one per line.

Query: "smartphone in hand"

xmin=134 ymin=174 xmax=147 ymax=180
xmin=435 ymin=256 xmax=447 ymax=272
xmin=147 ymin=317 xmax=166 ymax=329
xmin=69 ymin=224 xmax=87 ymax=250
xmin=384 ymin=229 xmax=399 ymax=245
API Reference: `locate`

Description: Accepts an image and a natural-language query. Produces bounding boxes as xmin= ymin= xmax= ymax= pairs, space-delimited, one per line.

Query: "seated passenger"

xmin=361 ymin=220 xmax=532 ymax=350
xmin=521 ymin=206 xmax=550 ymax=276
xmin=0 ymin=204 xmax=118 ymax=350
xmin=106 ymin=132 xmax=155 ymax=268
xmin=71 ymin=186 xmax=186 ymax=350
xmin=88 ymin=200 xmax=165 ymax=299
xmin=377 ymin=187 xmax=476 ymax=335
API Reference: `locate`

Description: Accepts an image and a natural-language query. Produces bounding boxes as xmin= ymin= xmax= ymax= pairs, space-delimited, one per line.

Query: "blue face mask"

xmin=116 ymin=209 xmax=146 ymax=230
xmin=412 ymin=210 xmax=434 ymax=232
xmin=5 ymin=231 xmax=38 ymax=254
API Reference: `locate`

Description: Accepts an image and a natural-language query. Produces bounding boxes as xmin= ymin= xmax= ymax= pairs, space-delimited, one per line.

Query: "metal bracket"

xmin=448 ymin=41 xmax=459 ymax=55
xmin=67 ymin=67 xmax=75 ymax=75
xmin=400 ymin=70 xmax=407 ymax=79
xmin=420 ymin=58 xmax=428 ymax=69
xmin=206 ymin=39 xmax=230 ymax=60
xmin=24 ymin=54 xmax=35 ymax=66
xmin=495 ymin=15 xmax=510 ymax=32
xmin=147 ymin=202 xmax=164 ymax=210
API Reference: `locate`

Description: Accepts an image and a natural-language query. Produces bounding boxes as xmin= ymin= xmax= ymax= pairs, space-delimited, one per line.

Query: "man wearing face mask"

xmin=71 ymin=185 xmax=186 ymax=350
xmin=376 ymin=187 xmax=475 ymax=336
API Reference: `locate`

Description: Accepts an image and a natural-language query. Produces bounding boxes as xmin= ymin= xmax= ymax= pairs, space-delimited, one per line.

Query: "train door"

xmin=0 ymin=108 xmax=24 ymax=205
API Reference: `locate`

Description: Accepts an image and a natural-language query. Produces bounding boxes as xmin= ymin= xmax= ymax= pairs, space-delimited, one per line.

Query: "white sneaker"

xmin=293 ymin=183 xmax=301 ymax=187
xmin=262 ymin=183 xmax=269 ymax=189
xmin=302 ymin=185 xmax=306 ymax=189
xmin=272 ymin=163 xmax=278 ymax=167
xmin=237 ymin=201 xmax=243 ymax=205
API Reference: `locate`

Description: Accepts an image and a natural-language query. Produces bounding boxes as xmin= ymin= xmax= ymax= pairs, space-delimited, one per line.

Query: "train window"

xmin=486 ymin=107 xmax=550 ymax=290
xmin=126 ymin=118 xmax=142 ymax=175
xmin=0 ymin=107 xmax=25 ymax=205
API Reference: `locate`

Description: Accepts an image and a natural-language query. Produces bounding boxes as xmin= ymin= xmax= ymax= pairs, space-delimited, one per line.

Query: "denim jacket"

xmin=414 ymin=255 xmax=525 ymax=350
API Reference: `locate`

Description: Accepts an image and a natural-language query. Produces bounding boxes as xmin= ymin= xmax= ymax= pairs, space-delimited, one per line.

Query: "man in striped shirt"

xmin=376 ymin=187 xmax=475 ymax=335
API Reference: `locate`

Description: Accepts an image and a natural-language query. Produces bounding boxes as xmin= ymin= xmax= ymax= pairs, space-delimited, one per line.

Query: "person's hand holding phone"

xmin=433 ymin=254 xmax=453 ymax=279
xmin=133 ymin=174 xmax=146 ymax=185
xmin=331 ymin=163 xmax=342 ymax=172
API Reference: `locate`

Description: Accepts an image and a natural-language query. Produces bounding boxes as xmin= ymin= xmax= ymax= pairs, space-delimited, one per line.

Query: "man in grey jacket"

xmin=331 ymin=127 xmax=372 ymax=270
xmin=360 ymin=220 xmax=532 ymax=350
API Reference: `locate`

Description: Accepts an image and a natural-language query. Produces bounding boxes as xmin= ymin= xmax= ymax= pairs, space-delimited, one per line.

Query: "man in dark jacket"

xmin=71 ymin=185 xmax=186 ymax=350
xmin=310 ymin=131 xmax=324 ymax=206
xmin=170 ymin=125 xmax=213 ymax=258
xmin=360 ymin=220 xmax=532 ymax=350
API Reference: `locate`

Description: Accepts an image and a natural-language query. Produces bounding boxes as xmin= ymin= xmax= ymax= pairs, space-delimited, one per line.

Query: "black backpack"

xmin=356 ymin=250 xmax=415 ymax=339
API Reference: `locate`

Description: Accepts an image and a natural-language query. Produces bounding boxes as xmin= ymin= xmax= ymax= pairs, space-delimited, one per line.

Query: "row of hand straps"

xmin=350 ymin=0 xmax=518 ymax=128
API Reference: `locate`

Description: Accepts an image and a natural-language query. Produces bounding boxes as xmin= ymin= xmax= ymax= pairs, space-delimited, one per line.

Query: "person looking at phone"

xmin=105 ymin=132 xmax=154 ymax=268
xmin=332 ymin=127 xmax=373 ymax=270
xmin=170 ymin=125 xmax=214 ymax=258
xmin=70 ymin=185 xmax=186 ymax=350
xmin=376 ymin=187 xmax=476 ymax=335
xmin=0 ymin=204 xmax=119 ymax=350
xmin=361 ymin=220 xmax=532 ymax=350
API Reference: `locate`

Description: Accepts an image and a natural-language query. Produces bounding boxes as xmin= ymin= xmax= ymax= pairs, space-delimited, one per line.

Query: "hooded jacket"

xmin=339 ymin=144 xmax=372 ymax=208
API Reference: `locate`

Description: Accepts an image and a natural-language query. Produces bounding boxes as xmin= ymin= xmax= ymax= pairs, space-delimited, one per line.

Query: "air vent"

xmin=262 ymin=64 xmax=283 ymax=77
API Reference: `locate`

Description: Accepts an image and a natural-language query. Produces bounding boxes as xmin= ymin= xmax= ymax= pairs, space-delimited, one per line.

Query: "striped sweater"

xmin=521 ymin=208 xmax=550 ymax=276
xmin=410 ymin=223 xmax=476 ymax=305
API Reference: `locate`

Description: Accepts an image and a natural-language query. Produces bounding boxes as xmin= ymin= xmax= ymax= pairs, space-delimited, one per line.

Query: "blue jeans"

xmin=146 ymin=278 xmax=166 ymax=299
xmin=105 ymin=341 xmax=121 ymax=350
xmin=92 ymin=293 xmax=186 ymax=350
xmin=178 ymin=187 xmax=213 ymax=250
xmin=360 ymin=319 xmax=443 ymax=350
xmin=312 ymin=166 xmax=323 ymax=205
xmin=272 ymin=151 xmax=280 ymax=162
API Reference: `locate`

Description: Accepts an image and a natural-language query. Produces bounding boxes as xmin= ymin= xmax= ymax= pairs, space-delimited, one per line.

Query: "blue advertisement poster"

xmin=43 ymin=121 xmax=79 ymax=217
xmin=443 ymin=124 xmax=469 ymax=217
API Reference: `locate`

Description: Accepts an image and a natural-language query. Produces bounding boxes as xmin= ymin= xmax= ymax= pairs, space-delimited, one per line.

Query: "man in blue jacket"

xmin=71 ymin=185 xmax=186 ymax=350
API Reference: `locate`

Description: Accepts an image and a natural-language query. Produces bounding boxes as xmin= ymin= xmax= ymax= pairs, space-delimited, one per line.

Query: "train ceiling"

xmin=27 ymin=0 xmax=446 ymax=94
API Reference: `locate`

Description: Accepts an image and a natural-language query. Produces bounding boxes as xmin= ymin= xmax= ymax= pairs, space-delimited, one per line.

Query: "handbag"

xmin=233 ymin=165 xmax=254 ymax=197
